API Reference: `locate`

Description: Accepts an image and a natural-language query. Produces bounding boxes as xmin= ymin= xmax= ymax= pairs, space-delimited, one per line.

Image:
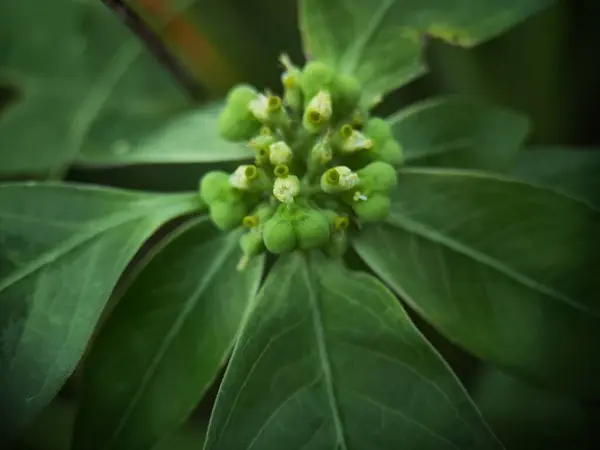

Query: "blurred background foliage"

xmin=2 ymin=0 xmax=600 ymax=449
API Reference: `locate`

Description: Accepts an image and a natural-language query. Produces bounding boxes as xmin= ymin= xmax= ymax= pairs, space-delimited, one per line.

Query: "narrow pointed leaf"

xmin=0 ymin=183 xmax=200 ymax=440
xmin=76 ymin=102 xmax=253 ymax=167
xmin=73 ymin=218 xmax=263 ymax=450
xmin=390 ymin=97 xmax=530 ymax=171
xmin=204 ymin=252 xmax=503 ymax=450
xmin=512 ymin=147 xmax=600 ymax=207
xmin=353 ymin=168 xmax=600 ymax=397
xmin=300 ymin=0 xmax=555 ymax=99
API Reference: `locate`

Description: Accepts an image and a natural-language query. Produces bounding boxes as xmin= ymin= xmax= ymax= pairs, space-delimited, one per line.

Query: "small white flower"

xmin=340 ymin=129 xmax=373 ymax=153
xmin=334 ymin=166 xmax=360 ymax=190
xmin=306 ymin=90 xmax=333 ymax=122
xmin=248 ymin=94 xmax=269 ymax=121
xmin=273 ymin=175 xmax=300 ymax=203
xmin=353 ymin=191 xmax=368 ymax=201
xmin=229 ymin=165 xmax=252 ymax=190
xmin=269 ymin=141 xmax=293 ymax=165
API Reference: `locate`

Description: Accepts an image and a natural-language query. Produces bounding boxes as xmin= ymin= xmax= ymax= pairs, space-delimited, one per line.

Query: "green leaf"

xmin=472 ymin=367 xmax=588 ymax=450
xmin=73 ymin=218 xmax=264 ymax=450
xmin=299 ymin=0 xmax=555 ymax=99
xmin=204 ymin=252 xmax=503 ymax=450
xmin=390 ymin=97 xmax=530 ymax=171
xmin=0 ymin=183 xmax=200 ymax=440
xmin=0 ymin=0 xmax=188 ymax=175
xmin=76 ymin=102 xmax=253 ymax=167
xmin=512 ymin=147 xmax=600 ymax=207
xmin=353 ymin=168 xmax=600 ymax=397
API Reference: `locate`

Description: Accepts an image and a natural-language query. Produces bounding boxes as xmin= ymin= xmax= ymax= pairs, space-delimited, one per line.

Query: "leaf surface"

xmin=73 ymin=218 xmax=264 ymax=450
xmin=0 ymin=183 xmax=199 ymax=439
xmin=204 ymin=252 xmax=503 ymax=450
xmin=390 ymin=97 xmax=529 ymax=171
xmin=354 ymin=168 xmax=600 ymax=396
xmin=300 ymin=0 xmax=555 ymax=99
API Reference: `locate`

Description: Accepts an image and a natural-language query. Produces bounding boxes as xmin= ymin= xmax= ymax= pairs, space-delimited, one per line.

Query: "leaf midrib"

xmin=387 ymin=212 xmax=600 ymax=319
xmin=302 ymin=256 xmax=348 ymax=449
xmin=101 ymin=231 xmax=240 ymax=450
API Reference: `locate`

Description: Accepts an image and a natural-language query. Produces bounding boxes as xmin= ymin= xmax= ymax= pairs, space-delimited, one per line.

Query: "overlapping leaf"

xmin=354 ymin=168 xmax=600 ymax=397
xmin=204 ymin=252 xmax=503 ymax=450
xmin=73 ymin=218 xmax=264 ymax=450
xmin=390 ymin=97 xmax=530 ymax=171
xmin=0 ymin=0 xmax=187 ymax=174
xmin=300 ymin=0 xmax=555 ymax=100
xmin=0 ymin=183 xmax=200 ymax=440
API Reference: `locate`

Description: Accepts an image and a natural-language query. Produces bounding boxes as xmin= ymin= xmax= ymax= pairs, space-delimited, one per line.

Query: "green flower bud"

xmin=199 ymin=171 xmax=230 ymax=204
xmin=357 ymin=161 xmax=398 ymax=192
xmin=378 ymin=139 xmax=404 ymax=164
xmin=263 ymin=213 xmax=296 ymax=253
xmin=325 ymin=231 xmax=349 ymax=257
xmin=237 ymin=228 xmax=265 ymax=270
xmin=229 ymin=165 xmax=269 ymax=192
xmin=302 ymin=90 xmax=332 ymax=134
xmin=296 ymin=209 xmax=331 ymax=250
xmin=320 ymin=166 xmax=360 ymax=193
xmin=269 ymin=141 xmax=293 ymax=165
xmin=299 ymin=61 xmax=335 ymax=100
xmin=352 ymin=193 xmax=391 ymax=222
xmin=248 ymin=93 xmax=290 ymax=128
xmin=218 ymin=84 xmax=262 ymax=141
xmin=280 ymin=54 xmax=303 ymax=111
xmin=336 ymin=124 xmax=373 ymax=153
xmin=273 ymin=174 xmax=300 ymax=203
xmin=240 ymin=229 xmax=264 ymax=256
xmin=364 ymin=118 xmax=392 ymax=146
xmin=308 ymin=136 xmax=333 ymax=171
xmin=331 ymin=73 xmax=361 ymax=115
xmin=209 ymin=200 xmax=248 ymax=230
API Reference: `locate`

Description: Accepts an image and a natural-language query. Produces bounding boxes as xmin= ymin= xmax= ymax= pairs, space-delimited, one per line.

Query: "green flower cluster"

xmin=199 ymin=55 xmax=403 ymax=269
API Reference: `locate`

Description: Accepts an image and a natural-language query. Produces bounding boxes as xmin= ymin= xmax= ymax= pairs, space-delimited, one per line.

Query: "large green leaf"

xmin=512 ymin=147 xmax=600 ymax=207
xmin=204 ymin=252 xmax=503 ymax=450
xmin=73 ymin=218 xmax=264 ymax=450
xmin=0 ymin=183 xmax=200 ymax=440
xmin=0 ymin=0 xmax=188 ymax=175
xmin=76 ymin=102 xmax=253 ymax=167
xmin=353 ymin=168 xmax=600 ymax=397
xmin=390 ymin=97 xmax=530 ymax=171
xmin=299 ymin=0 xmax=554 ymax=100
xmin=472 ymin=367 xmax=589 ymax=450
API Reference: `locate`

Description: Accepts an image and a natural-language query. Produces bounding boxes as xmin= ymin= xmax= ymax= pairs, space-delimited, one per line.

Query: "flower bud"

xmin=269 ymin=141 xmax=293 ymax=165
xmin=357 ymin=161 xmax=398 ymax=192
xmin=324 ymin=231 xmax=349 ymax=257
xmin=262 ymin=212 xmax=297 ymax=253
xmin=337 ymin=124 xmax=373 ymax=153
xmin=320 ymin=166 xmax=360 ymax=194
xmin=240 ymin=228 xmax=264 ymax=256
xmin=199 ymin=171 xmax=230 ymax=204
xmin=331 ymin=73 xmax=361 ymax=115
xmin=273 ymin=174 xmax=300 ymax=203
xmin=364 ymin=118 xmax=392 ymax=146
xmin=229 ymin=165 xmax=269 ymax=192
xmin=352 ymin=193 xmax=391 ymax=222
xmin=299 ymin=61 xmax=335 ymax=100
xmin=308 ymin=137 xmax=333 ymax=171
xmin=378 ymin=139 xmax=404 ymax=164
xmin=280 ymin=54 xmax=303 ymax=111
xmin=209 ymin=200 xmax=248 ymax=230
xmin=296 ymin=209 xmax=331 ymax=250
xmin=218 ymin=84 xmax=262 ymax=141
xmin=302 ymin=90 xmax=332 ymax=133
